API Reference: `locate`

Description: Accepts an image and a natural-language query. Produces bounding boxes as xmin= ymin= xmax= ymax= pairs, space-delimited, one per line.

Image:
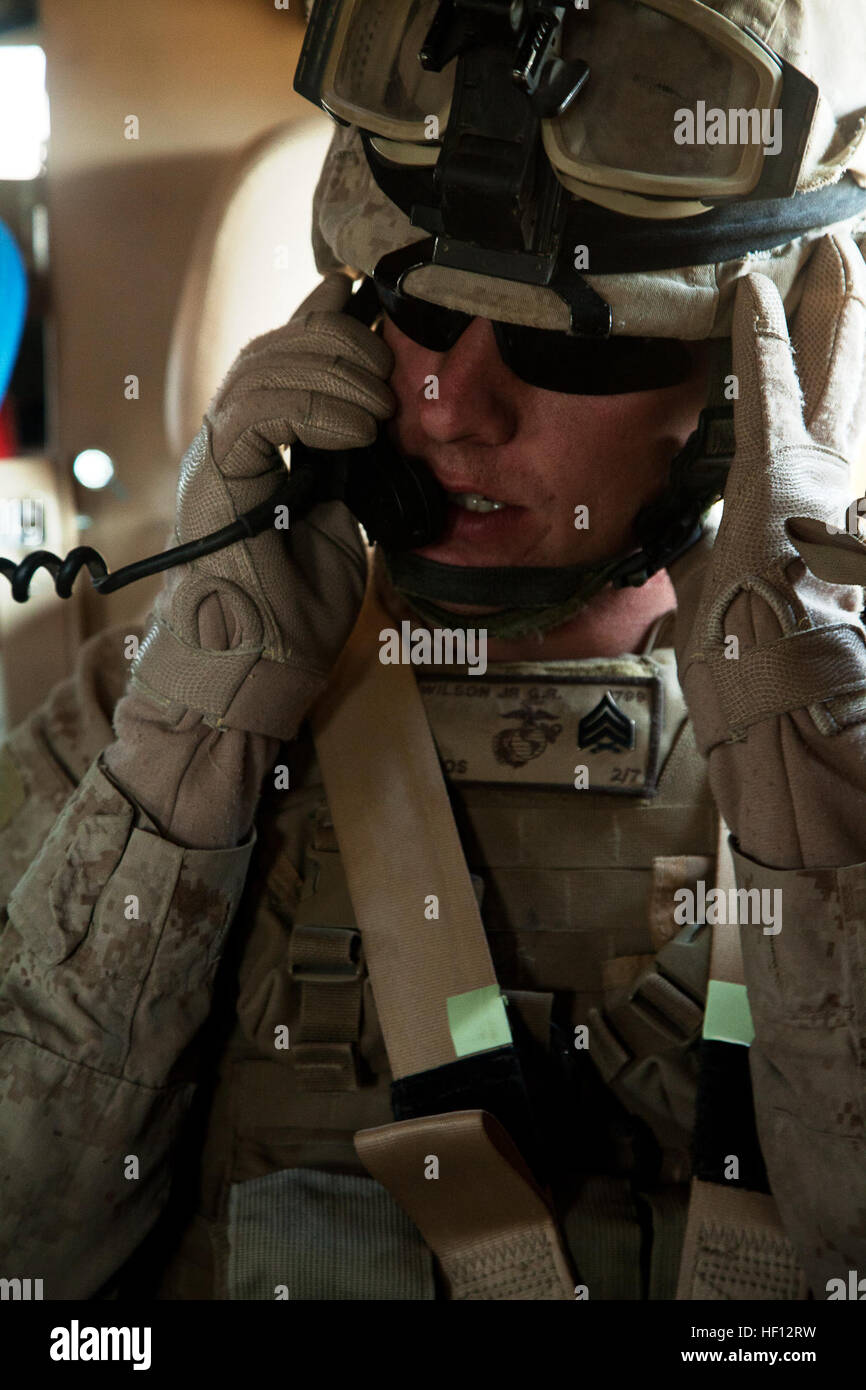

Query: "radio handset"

xmin=0 ymin=277 xmax=447 ymax=602
xmin=294 ymin=276 xmax=448 ymax=549
xmin=289 ymin=434 xmax=447 ymax=550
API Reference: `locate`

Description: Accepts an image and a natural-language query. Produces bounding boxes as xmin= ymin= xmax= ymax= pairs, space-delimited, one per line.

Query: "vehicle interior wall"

xmin=0 ymin=0 xmax=329 ymax=730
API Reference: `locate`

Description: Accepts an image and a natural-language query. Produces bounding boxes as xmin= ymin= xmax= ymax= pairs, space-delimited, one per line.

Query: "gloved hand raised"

xmin=669 ymin=232 xmax=866 ymax=869
xmin=130 ymin=271 xmax=394 ymax=740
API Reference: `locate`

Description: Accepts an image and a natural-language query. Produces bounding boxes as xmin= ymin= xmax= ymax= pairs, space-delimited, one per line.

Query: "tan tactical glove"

xmin=669 ymin=231 xmax=866 ymax=870
xmin=104 ymin=272 xmax=394 ymax=849
xmin=129 ymin=270 xmax=394 ymax=740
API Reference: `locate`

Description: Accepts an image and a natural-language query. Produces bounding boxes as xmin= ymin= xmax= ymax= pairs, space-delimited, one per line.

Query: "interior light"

xmin=73 ymin=449 xmax=115 ymax=490
xmin=0 ymin=46 xmax=50 ymax=181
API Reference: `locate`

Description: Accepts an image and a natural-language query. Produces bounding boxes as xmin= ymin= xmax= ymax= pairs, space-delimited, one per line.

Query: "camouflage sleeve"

xmin=0 ymin=630 xmax=255 ymax=1298
xmin=733 ymin=844 xmax=866 ymax=1298
xmin=0 ymin=626 xmax=131 ymax=906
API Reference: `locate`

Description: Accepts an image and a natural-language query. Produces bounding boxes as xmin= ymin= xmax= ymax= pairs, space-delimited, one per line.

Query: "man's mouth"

xmin=410 ymin=463 xmax=532 ymax=563
xmin=414 ymin=483 xmax=531 ymax=565
xmin=448 ymin=491 xmax=507 ymax=514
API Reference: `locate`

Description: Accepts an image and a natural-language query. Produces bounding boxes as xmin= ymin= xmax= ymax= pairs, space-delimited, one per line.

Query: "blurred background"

xmin=0 ymin=0 xmax=330 ymax=733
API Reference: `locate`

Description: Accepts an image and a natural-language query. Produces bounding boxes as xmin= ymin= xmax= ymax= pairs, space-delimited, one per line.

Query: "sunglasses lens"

xmin=373 ymin=281 xmax=693 ymax=393
xmin=495 ymin=323 xmax=694 ymax=394
xmin=375 ymin=281 xmax=470 ymax=352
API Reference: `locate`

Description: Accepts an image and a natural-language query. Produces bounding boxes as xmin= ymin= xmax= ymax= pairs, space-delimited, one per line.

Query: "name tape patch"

xmin=419 ymin=672 xmax=663 ymax=793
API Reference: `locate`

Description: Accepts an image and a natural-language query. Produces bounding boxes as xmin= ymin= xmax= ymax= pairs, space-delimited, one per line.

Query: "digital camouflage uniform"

xmin=5 ymin=0 xmax=866 ymax=1302
xmin=2 ymin=596 xmax=866 ymax=1300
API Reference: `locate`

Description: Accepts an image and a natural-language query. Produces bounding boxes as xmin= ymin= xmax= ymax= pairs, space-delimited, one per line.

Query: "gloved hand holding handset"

xmin=104 ymin=272 xmax=408 ymax=848
xmin=128 ymin=271 xmax=398 ymax=742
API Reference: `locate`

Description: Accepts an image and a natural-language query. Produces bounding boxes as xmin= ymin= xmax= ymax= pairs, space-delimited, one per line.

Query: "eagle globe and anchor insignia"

xmin=493 ymin=702 xmax=564 ymax=769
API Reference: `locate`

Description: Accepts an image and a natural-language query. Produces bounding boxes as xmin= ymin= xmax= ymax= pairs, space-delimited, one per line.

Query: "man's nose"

xmin=417 ymin=317 xmax=518 ymax=445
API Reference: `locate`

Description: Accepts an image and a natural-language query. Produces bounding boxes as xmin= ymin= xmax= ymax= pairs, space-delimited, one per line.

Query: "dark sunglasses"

xmin=372 ymin=278 xmax=695 ymax=395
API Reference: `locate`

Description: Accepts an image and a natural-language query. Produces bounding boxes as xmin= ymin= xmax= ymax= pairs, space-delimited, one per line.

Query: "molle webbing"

xmin=289 ymin=849 xmax=364 ymax=1091
xmin=249 ymin=646 xmax=718 ymax=1128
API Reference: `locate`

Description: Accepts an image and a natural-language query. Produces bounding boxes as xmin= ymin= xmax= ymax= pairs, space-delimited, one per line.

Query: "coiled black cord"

xmin=0 ymin=434 xmax=448 ymax=603
xmin=0 ymin=469 xmax=315 ymax=603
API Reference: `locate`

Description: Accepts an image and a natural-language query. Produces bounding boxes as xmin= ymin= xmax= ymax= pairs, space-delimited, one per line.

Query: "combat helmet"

xmin=295 ymin=1 xmax=866 ymax=637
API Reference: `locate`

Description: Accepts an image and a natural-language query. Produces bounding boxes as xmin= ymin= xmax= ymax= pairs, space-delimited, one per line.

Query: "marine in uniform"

xmin=3 ymin=0 xmax=866 ymax=1301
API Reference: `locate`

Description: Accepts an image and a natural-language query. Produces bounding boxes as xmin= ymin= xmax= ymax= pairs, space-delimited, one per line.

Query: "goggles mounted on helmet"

xmin=296 ymin=0 xmax=830 ymax=332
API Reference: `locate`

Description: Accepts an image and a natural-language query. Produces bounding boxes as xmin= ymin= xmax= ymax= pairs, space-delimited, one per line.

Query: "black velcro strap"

xmin=692 ymin=1038 xmax=770 ymax=1192
xmin=391 ymin=1044 xmax=547 ymax=1183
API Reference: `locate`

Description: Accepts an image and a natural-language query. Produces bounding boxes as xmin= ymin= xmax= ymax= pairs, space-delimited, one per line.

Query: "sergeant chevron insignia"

xmin=577 ymin=692 xmax=636 ymax=755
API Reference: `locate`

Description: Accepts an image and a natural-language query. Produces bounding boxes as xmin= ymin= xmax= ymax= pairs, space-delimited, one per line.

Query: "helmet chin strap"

xmin=383 ymin=550 xmax=638 ymax=640
xmin=384 ymin=342 xmax=735 ymax=642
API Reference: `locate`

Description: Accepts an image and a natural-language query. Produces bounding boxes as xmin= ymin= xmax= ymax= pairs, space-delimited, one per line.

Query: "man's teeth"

xmin=449 ymin=492 xmax=507 ymax=514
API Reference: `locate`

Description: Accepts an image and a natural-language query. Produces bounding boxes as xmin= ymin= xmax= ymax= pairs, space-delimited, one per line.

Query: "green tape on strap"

xmin=447 ymin=985 xmax=512 ymax=1058
xmin=703 ymin=979 xmax=755 ymax=1047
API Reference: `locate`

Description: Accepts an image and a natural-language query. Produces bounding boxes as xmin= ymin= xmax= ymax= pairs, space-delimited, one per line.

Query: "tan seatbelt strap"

xmin=310 ymin=577 xmax=507 ymax=1080
xmin=675 ymin=1179 xmax=808 ymax=1300
xmin=676 ymin=813 xmax=807 ymax=1300
xmin=309 ymin=569 xmax=508 ymax=1078
xmin=355 ymin=1111 xmax=576 ymax=1301
xmin=310 ymin=573 xmax=575 ymax=1299
xmin=708 ymin=812 xmax=745 ymax=987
